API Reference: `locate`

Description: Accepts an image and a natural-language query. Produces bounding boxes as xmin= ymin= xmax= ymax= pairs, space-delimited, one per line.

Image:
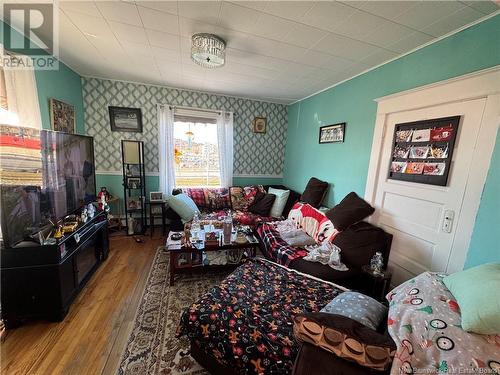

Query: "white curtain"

xmin=216 ymin=111 xmax=234 ymax=188
xmin=1 ymin=54 xmax=42 ymax=129
xmin=158 ymin=104 xmax=176 ymax=197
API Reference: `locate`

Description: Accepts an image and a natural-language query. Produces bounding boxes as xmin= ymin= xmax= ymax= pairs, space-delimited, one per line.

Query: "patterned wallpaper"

xmin=82 ymin=78 xmax=288 ymax=176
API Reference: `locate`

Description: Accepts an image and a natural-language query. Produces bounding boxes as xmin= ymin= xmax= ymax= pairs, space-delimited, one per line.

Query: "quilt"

xmin=256 ymin=222 xmax=308 ymax=266
xmin=387 ymin=272 xmax=500 ymax=375
xmin=177 ymin=258 xmax=343 ymax=374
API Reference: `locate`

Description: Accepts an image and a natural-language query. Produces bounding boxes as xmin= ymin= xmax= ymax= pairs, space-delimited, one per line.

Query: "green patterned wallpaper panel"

xmin=82 ymin=78 xmax=287 ymax=176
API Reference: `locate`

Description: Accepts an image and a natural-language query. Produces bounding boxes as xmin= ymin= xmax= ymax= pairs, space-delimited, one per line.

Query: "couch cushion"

xmin=268 ymin=187 xmax=290 ymax=218
xmin=203 ymin=187 xmax=231 ymax=210
xmin=321 ymin=292 xmax=388 ymax=331
xmin=326 ymin=192 xmax=375 ymax=231
xmin=248 ymin=192 xmax=276 ymax=216
xmin=443 ymin=263 xmax=500 ymax=334
xmin=332 ymin=222 xmax=388 ymax=270
xmin=167 ymin=193 xmax=200 ymax=223
xmin=176 ymin=188 xmax=209 ymax=209
xmin=300 ymin=177 xmax=329 ymax=208
xmin=294 ymin=313 xmax=396 ymax=371
xmin=230 ymin=185 xmax=265 ymax=211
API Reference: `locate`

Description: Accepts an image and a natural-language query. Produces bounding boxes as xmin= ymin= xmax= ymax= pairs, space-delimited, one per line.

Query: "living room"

xmin=1 ymin=1 xmax=499 ymax=374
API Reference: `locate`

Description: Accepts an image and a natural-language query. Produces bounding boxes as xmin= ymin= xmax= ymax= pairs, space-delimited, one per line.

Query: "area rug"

xmin=117 ymin=247 xmax=228 ymax=375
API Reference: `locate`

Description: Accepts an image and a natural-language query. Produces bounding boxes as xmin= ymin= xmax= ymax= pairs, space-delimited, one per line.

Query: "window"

xmin=173 ymin=117 xmax=220 ymax=187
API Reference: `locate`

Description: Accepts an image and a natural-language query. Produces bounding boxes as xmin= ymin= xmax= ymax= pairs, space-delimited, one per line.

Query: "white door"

xmin=371 ymin=98 xmax=487 ymax=285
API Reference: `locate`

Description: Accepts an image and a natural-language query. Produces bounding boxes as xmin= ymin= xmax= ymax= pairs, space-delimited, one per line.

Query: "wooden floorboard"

xmin=0 ymin=234 xmax=161 ymax=375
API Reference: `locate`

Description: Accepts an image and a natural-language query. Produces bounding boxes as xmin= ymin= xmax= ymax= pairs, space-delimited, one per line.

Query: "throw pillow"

xmin=268 ymin=187 xmax=290 ymax=218
xmin=326 ymin=192 xmax=375 ymax=231
xmin=321 ymin=291 xmax=388 ymax=331
xmin=300 ymin=177 xmax=329 ymax=208
xmin=167 ymin=193 xmax=200 ymax=223
xmin=443 ymin=263 xmax=500 ymax=334
xmin=248 ymin=193 xmax=276 ymax=216
xmin=229 ymin=185 xmax=265 ymax=211
xmin=294 ymin=313 xmax=396 ymax=371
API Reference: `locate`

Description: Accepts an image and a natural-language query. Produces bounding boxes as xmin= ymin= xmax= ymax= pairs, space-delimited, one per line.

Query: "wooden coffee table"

xmin=166 ymin=229 xmax=259 ymax=285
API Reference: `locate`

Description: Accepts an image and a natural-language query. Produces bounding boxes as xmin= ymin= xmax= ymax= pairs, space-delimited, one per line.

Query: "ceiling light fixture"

xmin=191 ymin=33 xmax=226 ymax=68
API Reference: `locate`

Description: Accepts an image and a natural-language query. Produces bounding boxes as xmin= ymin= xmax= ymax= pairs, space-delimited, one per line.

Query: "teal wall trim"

xmin=464 ymin=128 xmax=500 ymax=268
xmin=1 ymin=21 xmax=84 ymax=134
xmin=97 ymin=174 xmax=283 ymax=205
xmin=284 ymin=15 xmax=500 ymax=267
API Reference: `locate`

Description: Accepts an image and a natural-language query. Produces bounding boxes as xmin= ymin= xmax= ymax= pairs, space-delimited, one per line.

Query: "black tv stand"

xmin=0 ymin=211 xmax=109 ymax=327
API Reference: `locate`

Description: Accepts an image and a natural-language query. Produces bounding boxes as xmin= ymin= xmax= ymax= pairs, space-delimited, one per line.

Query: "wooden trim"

xmin=365 ymin=67 xmax=500 ymax=273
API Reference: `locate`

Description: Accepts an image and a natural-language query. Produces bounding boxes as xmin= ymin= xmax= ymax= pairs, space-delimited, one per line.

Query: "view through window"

xmin=173 ymin=119 xmax=220 ymax=187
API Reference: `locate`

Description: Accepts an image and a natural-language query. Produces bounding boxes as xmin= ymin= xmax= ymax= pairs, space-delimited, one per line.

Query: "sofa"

xmin=256 ymin=202 xmax=392 ymax=289
xmin=165 ymin=184 xmax=301 ymax=231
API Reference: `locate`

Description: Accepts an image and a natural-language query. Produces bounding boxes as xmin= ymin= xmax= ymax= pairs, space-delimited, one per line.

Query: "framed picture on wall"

xmin=319 ymin=123 xmax=345 ymax=143
xmin=109 ymin=106 xmax=143 ymax=132
xmin=252 ymin=117 xmax=267 ymax=133
xmin=50 ymin=98 xmax=75 ymax=133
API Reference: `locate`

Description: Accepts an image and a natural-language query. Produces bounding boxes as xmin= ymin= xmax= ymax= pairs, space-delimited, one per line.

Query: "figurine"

xmin=370 ymin=251 xmax=384 ymax=275
xmin=87 ymin=202 xmax=96 ymax=218
xmin=81 ymin=208 xmax=88 ymax=223
xmin=97 ymin=186 xmax=111 ymax=211
xmin=54 ymin=225 xmax=64 ymax=239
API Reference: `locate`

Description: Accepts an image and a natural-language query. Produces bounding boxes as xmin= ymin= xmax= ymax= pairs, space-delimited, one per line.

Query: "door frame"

xmin=365 ymin=65 xmax=500 ymax=273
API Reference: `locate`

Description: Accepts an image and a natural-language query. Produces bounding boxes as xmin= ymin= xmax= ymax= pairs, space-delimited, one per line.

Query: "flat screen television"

xmin=0 ymin=126 xmax=96 ymax=248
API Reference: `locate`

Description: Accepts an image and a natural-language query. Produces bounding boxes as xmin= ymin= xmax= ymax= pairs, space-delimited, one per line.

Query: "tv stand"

xmin=0 ymin=211 xmax=109 ymax=327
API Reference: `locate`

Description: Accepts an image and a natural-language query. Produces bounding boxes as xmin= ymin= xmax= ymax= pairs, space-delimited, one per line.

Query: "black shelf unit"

xmin=121 ymin=140 xmax=146 ymax=235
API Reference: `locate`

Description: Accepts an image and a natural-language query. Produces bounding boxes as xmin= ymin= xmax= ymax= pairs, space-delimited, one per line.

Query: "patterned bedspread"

xmin=387 ymin=272 xmax=500 ymax=374
xmin=256 ymin=222 xmax=308 ymax=266
xmin=177 ymin=258 xmax=343 ymax=374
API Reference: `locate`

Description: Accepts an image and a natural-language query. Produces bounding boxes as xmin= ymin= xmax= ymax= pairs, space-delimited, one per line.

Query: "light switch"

xmin=442 ymin=209 xmax=455 ymax=233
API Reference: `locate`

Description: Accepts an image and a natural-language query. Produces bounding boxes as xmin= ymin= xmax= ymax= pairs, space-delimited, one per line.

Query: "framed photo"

xmin=252 ymin=117 xmax=267 ymax=134
xmin=319 ymin=123 xmax=345 ymax=143
xmin=127 ymin=177 xmax=141 ymax=189
xmin=50 ymin=99 xmax=75 ymax=133
xmin=127 ymin=197 xmax=142 ymax=210
xmin=109 ymin=106 xmax=143 ymax=133
xmin=150 ymin=191 xmax=163 ymax=202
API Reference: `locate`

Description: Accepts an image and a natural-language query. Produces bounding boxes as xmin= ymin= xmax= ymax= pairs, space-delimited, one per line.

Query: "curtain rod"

xmin=167 ymin=104 xmax=237 ymax=117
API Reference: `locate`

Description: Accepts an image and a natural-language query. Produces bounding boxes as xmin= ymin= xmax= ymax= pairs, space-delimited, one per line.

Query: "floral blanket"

xmin=387 ymin=272 xmax=500 ymax=374
xmin=177 ymin=258 xmax=344 ymax=374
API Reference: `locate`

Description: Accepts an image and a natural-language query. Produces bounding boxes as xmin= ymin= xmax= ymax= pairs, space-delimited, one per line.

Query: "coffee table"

xmin=166 ymin=228 xmax=259 ymax=286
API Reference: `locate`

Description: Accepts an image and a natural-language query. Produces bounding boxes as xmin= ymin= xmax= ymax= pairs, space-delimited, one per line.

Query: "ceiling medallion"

xmin=191 ymin=33 xmax=226 ymax=68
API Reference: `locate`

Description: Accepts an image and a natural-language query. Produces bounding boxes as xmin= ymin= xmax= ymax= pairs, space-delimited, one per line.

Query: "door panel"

xmin=373 ymin=98 xmax=487 ymax=284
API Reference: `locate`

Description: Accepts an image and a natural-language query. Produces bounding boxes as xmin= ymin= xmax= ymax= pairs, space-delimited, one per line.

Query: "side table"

xmin=147 ymin=201 xmax=167 ymax=237
xmin=361 ymin=265 xmax=392 ymax=302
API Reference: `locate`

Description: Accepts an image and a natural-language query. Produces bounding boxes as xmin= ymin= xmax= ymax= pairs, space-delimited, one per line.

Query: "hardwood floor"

xmin=1 ymin=234 xmax=162 ymax=375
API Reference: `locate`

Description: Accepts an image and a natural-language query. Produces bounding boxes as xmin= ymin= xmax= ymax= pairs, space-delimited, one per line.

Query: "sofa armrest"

xmin=293 ymin=313 xmax=395 ymax=371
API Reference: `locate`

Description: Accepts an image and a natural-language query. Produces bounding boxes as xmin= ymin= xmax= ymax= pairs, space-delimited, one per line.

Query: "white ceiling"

xmin=7 ymin=1 xmax=500 ymax=103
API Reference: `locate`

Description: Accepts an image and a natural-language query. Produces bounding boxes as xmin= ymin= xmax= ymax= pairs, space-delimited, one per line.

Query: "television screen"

xmin=0 ymin=126 xmax=96 ymax=247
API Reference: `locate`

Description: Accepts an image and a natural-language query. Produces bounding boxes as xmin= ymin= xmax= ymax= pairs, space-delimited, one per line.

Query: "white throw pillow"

xmin=268 ymin=187 xmax=290 ymax=218
xmin=167 ymin=193 xmax=200 ymax=223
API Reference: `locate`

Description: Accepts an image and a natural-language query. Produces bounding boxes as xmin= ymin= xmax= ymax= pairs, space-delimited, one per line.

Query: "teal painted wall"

xmin=284 ymin=15 xmax=500 ymax=267
xmin=284 ymin=15 xmax=500 ymax=206
xmin=464 ymin=128 xmax=500 ymax=268
xmin=1 ymin=20 xmax=84 ymax=133
xmin=35 ymin=67 xmax=84 ymax=134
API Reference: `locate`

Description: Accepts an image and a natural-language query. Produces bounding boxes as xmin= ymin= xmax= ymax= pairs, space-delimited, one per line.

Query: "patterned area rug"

xmin=117 ymin=247 xmax=228 ymax=375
